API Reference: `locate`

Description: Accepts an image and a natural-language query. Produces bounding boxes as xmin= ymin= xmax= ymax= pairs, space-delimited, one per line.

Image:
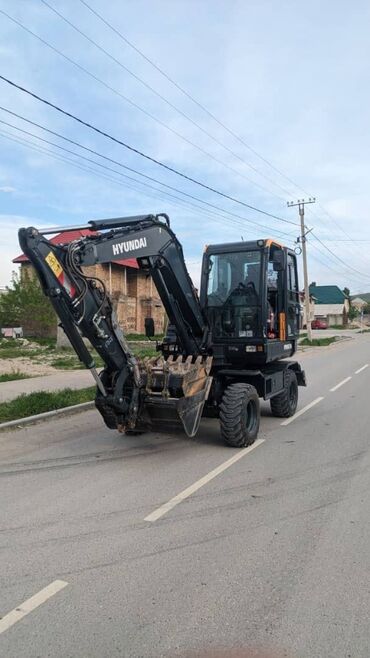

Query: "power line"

xmin=0 ymin=7 xmax=287 ymax=204
xmin=0 ymin=107 xmax=295 ymax=239
xmin=42 ymin=0 xmax=370 ymax=257
xmin=77 ymin=0 xmax=311 ymax=198
xmin=311 ymin=233 xmax=370 ymax=281
xmin=40 ymin=0 xmax=297 ymax=199
xmin=0 ymin=74 xmax=298 ymax=227
xmin=0 ymin=127 xmax=293 ymax=243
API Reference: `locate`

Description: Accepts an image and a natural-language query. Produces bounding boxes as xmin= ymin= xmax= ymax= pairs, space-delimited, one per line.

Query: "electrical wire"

xmin=0 ymin=7 xmax=288 ymax=204
xmin=0 ymin=104 xmax=298 ymax=239
xmin=0 ymin=74 xmax=298 ymax=226
xmin=40 ymin=0 xmax=298 ymax=199
xmin=0 ymin=127 xmax=294 ymax=241
xmin=77 ymin=0 xmax=312 ymax=197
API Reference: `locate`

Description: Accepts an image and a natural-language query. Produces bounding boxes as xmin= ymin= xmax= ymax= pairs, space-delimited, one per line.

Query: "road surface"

xmin=1 ymin=333 xmax=370 ymax=657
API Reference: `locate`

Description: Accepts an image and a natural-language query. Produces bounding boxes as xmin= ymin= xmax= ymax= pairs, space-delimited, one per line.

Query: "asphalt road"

xmin=1 ymin=333 xmax=370 ymax=657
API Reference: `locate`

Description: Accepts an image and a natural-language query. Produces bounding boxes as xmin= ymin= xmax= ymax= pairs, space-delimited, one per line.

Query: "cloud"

xmin=0 ymin=185 xmax=16 ymax=193
xmin=0 ymin=214 xmax=50 ymax=286
xmin=1 ymin=0 xmax=370 ymax=295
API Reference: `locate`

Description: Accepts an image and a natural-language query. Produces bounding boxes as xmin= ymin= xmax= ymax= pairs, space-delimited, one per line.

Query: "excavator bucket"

xmin=139 ymin=355 xmax=213 ymax=437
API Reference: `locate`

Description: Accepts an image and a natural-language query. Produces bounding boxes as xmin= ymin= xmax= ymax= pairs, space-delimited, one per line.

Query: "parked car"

xmin=311 ymin=318 xmax=328 ymax=330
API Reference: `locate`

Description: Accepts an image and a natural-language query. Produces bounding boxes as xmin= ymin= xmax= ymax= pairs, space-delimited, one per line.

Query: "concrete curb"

xmin=0 ymin=401 xmax=95 ymax=431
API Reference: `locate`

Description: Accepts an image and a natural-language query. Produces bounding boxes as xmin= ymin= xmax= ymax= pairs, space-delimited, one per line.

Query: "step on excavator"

xmin=19 ymin=213 xmax=306 ymax=447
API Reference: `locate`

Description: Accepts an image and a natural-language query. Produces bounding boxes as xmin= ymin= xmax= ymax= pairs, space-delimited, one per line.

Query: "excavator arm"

xmin=18 ymin=214 xmax=212 ymax=437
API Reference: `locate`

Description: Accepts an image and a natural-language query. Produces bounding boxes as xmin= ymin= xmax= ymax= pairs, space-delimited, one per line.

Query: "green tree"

xmin=0 ymin=270 xmax=56 ymax=337
xmin=348 ymin=305 xmax=359 ymax=321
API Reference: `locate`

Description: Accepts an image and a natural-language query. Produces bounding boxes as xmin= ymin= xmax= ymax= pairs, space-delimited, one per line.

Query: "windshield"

xmin=206 ymin=250 xmax=261 ymax=306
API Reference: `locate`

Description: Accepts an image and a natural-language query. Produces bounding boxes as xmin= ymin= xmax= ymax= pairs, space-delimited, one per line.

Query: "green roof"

xmin=309 ymin=284 xmax=346 ymax=304
xmin=350 ymin=292 xmax=370 ymax=302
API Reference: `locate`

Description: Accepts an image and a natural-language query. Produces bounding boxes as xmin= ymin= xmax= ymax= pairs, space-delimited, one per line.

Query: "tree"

xmin=0 ymin=269 xmax=56 ymax=337
xmin=348 ymin=305 xmax=359 ymax=321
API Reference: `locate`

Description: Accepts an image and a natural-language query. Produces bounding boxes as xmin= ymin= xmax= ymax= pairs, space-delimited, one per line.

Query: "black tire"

xmin=220 ymin=383 xmax=260 ymax=447
xmin=270 ymin=369 xmax=298 ymax=418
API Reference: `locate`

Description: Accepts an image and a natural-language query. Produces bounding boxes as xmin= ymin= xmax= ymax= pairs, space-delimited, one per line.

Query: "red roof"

xmin=13 ymin=229 xmax=138 ymax=269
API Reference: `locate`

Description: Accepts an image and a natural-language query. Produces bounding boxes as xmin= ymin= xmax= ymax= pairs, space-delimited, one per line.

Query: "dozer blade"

xmin=139 ymin=355 xmax=213 ymax=437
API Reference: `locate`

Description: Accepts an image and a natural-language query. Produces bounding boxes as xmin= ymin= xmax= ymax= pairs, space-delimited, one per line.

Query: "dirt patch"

xmin=0 ymin=357 xmax=57 ymax=377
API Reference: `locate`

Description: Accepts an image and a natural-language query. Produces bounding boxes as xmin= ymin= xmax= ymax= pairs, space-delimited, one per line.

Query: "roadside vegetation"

xmin=0 ymin=386 xmax=95 ymax=423
xmin=300 ymin=337 xmax=337 ymax=347
xmin=0 ymin=372 xmax=30 ymax=383
xmin=0 ymin=336 xmax=158 ymax=378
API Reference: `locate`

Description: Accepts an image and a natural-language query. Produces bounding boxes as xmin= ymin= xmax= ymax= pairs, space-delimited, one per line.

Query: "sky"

xmin=1 ymin=0 xmax=370 ymax=293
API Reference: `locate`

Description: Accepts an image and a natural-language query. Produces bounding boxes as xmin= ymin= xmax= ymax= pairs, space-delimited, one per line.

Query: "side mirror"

xmin=272 ymin=250 xmax=285 ymax=272
xmin=145 ymin=317 xmax=155 ymax=338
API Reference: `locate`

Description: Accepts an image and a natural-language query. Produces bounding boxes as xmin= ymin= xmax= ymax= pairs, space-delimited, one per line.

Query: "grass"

xmin=300 ymin=336 xmax=337 ymax=347
xmin=126 ymin=333 xmax=164 ymax=341
xmin=0 ymin=386 xmax=95 ymax=423
xmin=133 ymin=346 xmax=158 ymax=358
xmin=27 ymin=336 xmax=57 ymax=348
xmin=0 ymin=347 xmax=46 ymax=359
xmin=0 ymin=336 xmax=157 ymax=370
xmin=0 ymin=372 xmax=29 ymax=383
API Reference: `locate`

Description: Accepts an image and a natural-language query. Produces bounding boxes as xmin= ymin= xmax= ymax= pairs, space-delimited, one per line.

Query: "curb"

xmin=0 ymin=400 xmax=95 ymax=431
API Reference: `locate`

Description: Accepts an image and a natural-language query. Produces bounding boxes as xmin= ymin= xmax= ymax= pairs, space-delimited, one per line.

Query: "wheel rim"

xmin=245 ymin=400 xmax=258 ymax=433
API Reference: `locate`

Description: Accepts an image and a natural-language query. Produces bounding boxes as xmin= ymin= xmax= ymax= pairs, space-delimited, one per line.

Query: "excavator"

xmin=18 ymin=213 xmax=306 ymax=447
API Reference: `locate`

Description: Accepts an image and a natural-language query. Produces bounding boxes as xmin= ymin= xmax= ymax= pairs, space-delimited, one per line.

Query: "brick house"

xmin=12 ymin=229 xmax=166 ymax=336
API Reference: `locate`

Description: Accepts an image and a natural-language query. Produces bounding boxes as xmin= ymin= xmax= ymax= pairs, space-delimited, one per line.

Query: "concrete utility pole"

xmin=287 ymin=197 xmax=316 ymax=342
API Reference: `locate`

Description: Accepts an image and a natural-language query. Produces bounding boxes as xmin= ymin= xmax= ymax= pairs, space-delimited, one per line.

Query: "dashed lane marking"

xmin=280 ymin=397 xmax=324 ymax=427
xmin=330 ymin=376 xmax=352 ymax=392
xmin=355 ymin=364 xmax=368 ymax=374
xmin=144 ymin=438 xmax=265 ymax=522
xmin=0 ymin=580 xmax=68 ymax=635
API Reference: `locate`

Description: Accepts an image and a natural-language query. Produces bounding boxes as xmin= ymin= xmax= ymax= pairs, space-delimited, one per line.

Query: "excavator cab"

xmin=200 ymin=240 xmax=301 ymax=366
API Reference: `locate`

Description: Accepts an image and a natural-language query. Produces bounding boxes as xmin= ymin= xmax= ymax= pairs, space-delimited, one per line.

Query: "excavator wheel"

xmin=270 ymin=369 xmax=298 ymax=418
xmin=220 ymin=383 xmax=260 ymax=448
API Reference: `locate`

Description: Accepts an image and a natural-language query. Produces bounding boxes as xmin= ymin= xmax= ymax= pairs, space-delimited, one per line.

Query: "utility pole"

xmin=287 ymin=197 xmax=316 ymax=342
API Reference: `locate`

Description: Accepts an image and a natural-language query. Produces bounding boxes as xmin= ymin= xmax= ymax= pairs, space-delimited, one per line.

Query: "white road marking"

xmin=0 ymin=580 xmax=68 ymax=635
xmin=355 ymin=364 xmax=369 ymax=374
xmin=330 ymin=376 xmax=352 ymax=392
xmin=280 ymin=397 xmax=324 ymax=426
xmin=144 ymin=438 xmax=265 ymax=522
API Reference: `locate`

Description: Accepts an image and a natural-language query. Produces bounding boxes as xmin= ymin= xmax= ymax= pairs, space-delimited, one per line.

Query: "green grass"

xmin=0 ymin=372 xmax=30 ymax=383
xmin=27 ymin=336 xmax=57 ymax=348
xmin=0 ymin=347 xmax=46 ymax=359
xmin=0 ymin=386 xmax=95 ymax=423
xmin=50 ymin=357 xmax=85 ymax=370
xmin=126 ymin=333 xmax=164 ymax=341
xmin=132 ymin=346 xmax=158 ymax=358
xmin=300 ymin=337 xmax=337 ymax=347
xmin=329 ymin=324 xmax=347 ymax=330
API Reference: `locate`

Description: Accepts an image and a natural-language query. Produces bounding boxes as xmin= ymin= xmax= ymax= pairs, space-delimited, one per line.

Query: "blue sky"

xmin=1 ymin=0 xmax=370 ymax=293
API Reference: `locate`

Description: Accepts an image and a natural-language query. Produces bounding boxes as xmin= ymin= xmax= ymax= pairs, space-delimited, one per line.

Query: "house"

xmin=12 ymin=229 xmax=166 ymax=337
xmin=309 ymin=283 xmax=349 ymax=326
xmin=351 ymin=296 xmax=367 ymax=311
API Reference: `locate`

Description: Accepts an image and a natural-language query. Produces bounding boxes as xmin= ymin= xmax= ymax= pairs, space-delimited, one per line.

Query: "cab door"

xmin=286 ymin=253 xmax=300 ymax=338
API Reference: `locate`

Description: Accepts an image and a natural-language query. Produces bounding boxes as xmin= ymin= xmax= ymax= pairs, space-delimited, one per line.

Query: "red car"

xmin=311 ymin=318 xmax=328 ymax=329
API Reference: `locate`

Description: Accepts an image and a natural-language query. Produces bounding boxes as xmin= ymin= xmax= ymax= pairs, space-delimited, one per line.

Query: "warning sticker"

xmin=45 ymin=251 xmax=63 ymax=278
